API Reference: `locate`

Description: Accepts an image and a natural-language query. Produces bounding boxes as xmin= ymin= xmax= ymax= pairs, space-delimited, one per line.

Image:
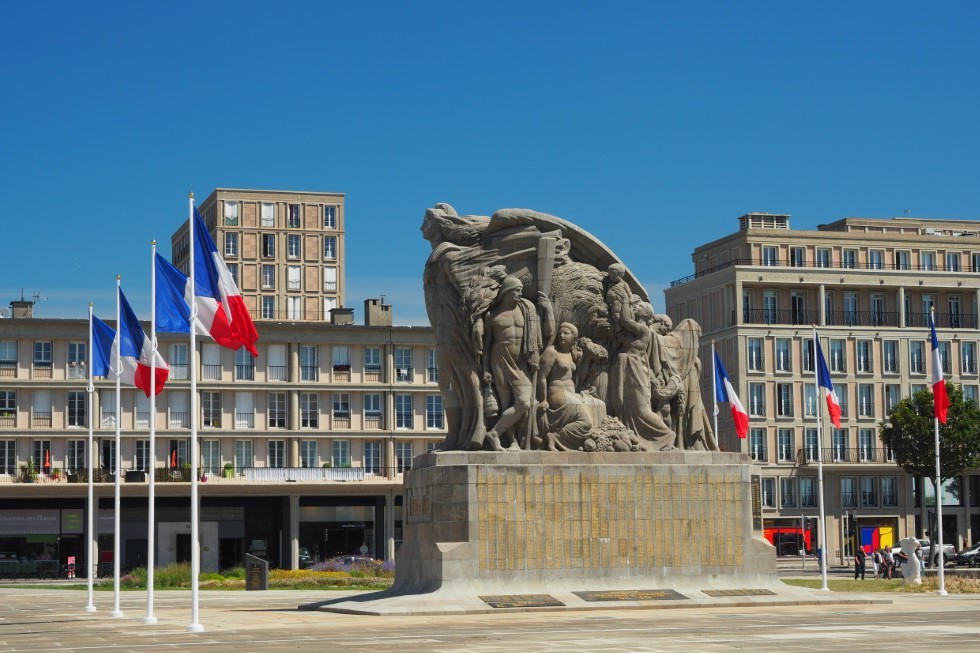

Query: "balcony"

xmin=0 ymin=362 xmax=16 ymax=378
xmin=268 ymin=365 xmax=288 ymax=381
xmin=202 ymin=365 xmax=221 ymax=380
xmin=0 ymin=413 xmax=14 ymax=428
xmin=235 ymin=365 xmax=255 ymax=381
xmin=235 ymin=412 xmax=254 ymax=429
xmin=825 ymin=310 xmax=899 ymax=328
xmin=31 ymin=412 xmax=52 ymax=428
xmin=797 ymin=447 xmax=896 ymax=465
xmin=168 ymin=412 xmax=189 ymax=428
xmin=0 ymin=465 xmax=408 ymax=485
xmin=169 ymin=364 xmax=188 ymax=380
xmin=364 ymin=414 xmax=384 ymax=430
xmin=300 ymin=366 xmax=319 ymax=382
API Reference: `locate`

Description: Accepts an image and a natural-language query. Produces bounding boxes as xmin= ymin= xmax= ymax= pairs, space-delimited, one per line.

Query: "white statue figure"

xmin=898 ymin=536 xmax=922 ymax=585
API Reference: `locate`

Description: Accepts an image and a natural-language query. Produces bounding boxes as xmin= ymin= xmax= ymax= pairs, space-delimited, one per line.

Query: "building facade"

xmin=666 ymin=213 xmax=980 ymax=561
xmin=171 ymin=188 xmax=346 ymax=321
xmin=0 ymin=301 xmax=442 ymax=576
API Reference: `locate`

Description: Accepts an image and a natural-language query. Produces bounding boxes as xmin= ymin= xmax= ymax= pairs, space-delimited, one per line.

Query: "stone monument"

xmin=312 ymin=205 xmax=855 ymax=615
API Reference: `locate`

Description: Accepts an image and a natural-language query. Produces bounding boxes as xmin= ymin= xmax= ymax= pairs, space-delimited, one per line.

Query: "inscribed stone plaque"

xmin=479 ymin=594 xmax=564 ymax=608
xmin=573 ymin=589 xmax=687 ymax=602
xmin=702 ymin=589 xmax=776 ymax=597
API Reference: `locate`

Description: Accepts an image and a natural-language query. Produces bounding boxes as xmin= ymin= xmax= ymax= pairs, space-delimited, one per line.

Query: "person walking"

xmin=854 ymin=545 xmax=867 ymax=580
xmin=882 ymin=547 xmax=895 ymax=579
xmin=872 ymin=548 xmax=883 ymax=579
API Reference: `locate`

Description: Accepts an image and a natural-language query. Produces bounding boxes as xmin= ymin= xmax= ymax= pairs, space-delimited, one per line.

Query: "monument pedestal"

xmin=307 ymin=451 xmax=884 ymax=615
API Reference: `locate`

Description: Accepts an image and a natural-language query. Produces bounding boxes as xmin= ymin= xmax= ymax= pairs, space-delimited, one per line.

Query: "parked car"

xmin=298 ymin=547 xmax=314 ymax=568
xmin=950 ymin=542 xmax=980 ymax=567
xmin=890 ymin=539 xmax=956 ymax=567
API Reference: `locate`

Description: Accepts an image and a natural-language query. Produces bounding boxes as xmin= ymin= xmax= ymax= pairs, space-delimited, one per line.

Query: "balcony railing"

xmin=202 ymin=365 xmax=221 ymax=380
xmin=300 ymin=366 xmax=319 ymax=381
xmin=32 ymin=412 xmax=52 ymax=428
xmin=135 ymin=412 xmax=150 ymax=429
xmin=169 ymin=364 xmax=188 ymax=380
xmin=825 ymin=310 xmax=899 ymax=327
xmin=364 ymin=415 xmax=384 ymax=430
xmin=0 ymin=362 xmax=16 ymax=378
xmin=235 ymin=412 xmax=254 ymax=429
xmin=0 ymin=414 xmax=14 ymax=427
xmin=797 ymin=447 xmax=896 ymax=464
xmin=0 ymin=465 xmax=409 ymax=484
xmin=268 ymin=365 xmax=288 ymax=381
xmin=744 ymin=309 xmax=819 ymax=326
xmin=235 ymin=365 xmax=255 ymax=381
xmin=168 ymin=412 xmax=189 ymax=428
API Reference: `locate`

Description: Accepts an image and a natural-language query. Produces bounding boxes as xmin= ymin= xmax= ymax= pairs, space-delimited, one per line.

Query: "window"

xmin=857 ymin=384 xmax=874 ymax=417
xmin=235 ymin=391 xmax=254 ymax=429
xmin=67 ymin=440 xmax=85 ymax=471
xmin=774 ymin=339 xmax=791 ymax=372
xmin=287 ymin=204 xmax=301 ymax=228
xmin=268 ymin=440 xmax=285 ymax=468
xmin=844 ymin=292 xmax=858 ymax=326
xmin=946 ymin=252 xmax=960 ymax=272
xmin=32 ymin=390 xmax=51 ymax=427
xmin=287 ymin=234 xmax=301 ymax=259
xmin=169 ymin=343 xmax=188 ymax=380
xmin=300 ymin=393 xmax=318 ymax=428
xmin=856 ymin=340 xmax=873 ymax=373
xmin=963 ymin=342 xmax=977 ymax=375
xmin=883 ymin=340 xmax=899 ymax=373
xmin=921 ymin=251 xmax=936 ymax=271
xmin=101 ymin=440 xmax=117 ymax=472
xmin=949 ymin=295 xmax=962 ymax=328
xmin=761 ymin=246 xmax=778 ymax=266
xmin=802 ymin=339 xmax=814 ymax=373
xmin=224 ymin=232 xmax=238 ymax=257
xmin=804 ymin=428 xmax=819 ymax=462
xmin=0 ymin=391 xmax=15 ymax=423
xmin=268 ymin=392 xmax=287 ymax=428
xmin=799 ymin=477 xmax=816 ymax=508
xmin=910 ymin=341 xmax=925 ymax=374
xmin=427 ymin=348 xmax=439 ymax=382
xmin=332 ymin=345 xmax=351 ymax=372
xmin=789 ymin=247 xmax=805 ymax=267
xmin=841 ymin=477 xmax=856 ymax=508
xmin=776 ymin=383 xmax=793 ymax=417
xmin=777 ymin=428 xmax=794 ymax=462
xmin=262 ymin=234 xmax=276 ymax=258
xmin=262 ymin=296 xmax=275 ymax=320
xmin=332 ymin=393 xmax=350 ymax=418
xmin=135 ymin=392 xmax=150 ymax=428
xmin=749 ymin=428 xmax=766 ymax=462
xmin=364 ymin=347 xmax=381 ymax=374
xmin=323 ymin=236 xmax=337 ymax=260
xmin=299 ymin=345 xmax=318 ymax=381
xmin=748 ymin=383 xmax=766 ymax=417
xmin=832 ymin=429 xmax=849 ymax=462
xmin=869 ymin=249 xmax=884 ymax=270
xmin=884 ymin=384 xmax=901 ymax=414
xmin=202 ymin=439 xmax=220 ymax=471
xmin=323 ymin=266 xmax=337 ymax=292
xmin=0 ymin=341 xmax=15 ymax=376
xmin=223 ymin=200 xmax=239 ymax=225
xmin=763 ymin=290 xmax=777 ymax=324
xmin=66 ymin=342 xmax=86 ymax=379
xmin=261 ymin=264 xmax=275 ymax=289
xmin=300 ymin=441 xmax=317 ymax=468
xmin=364 ymin=393 xmax=382 ymax=418
xmin=803 ymin=383 xmax=817 ymax=418
xmin=815 ymin=248 xmax=831 ymax=268
xmin=842 ymin=249 xmax=857 ymax=269
xmin=395 ymin=394 xmax=413 ymax=429
xmin=34 ymin=342 xmax=52 ymax=369
xmin=859 ymin=428 xmax=875 ymax=462
xmin=395 ymin=347 xmax=413 ymax=382
xmin=324 ymin=297 xmax=337 ymax=318
xmin=881 ymin=476 xmax=898 ymax=507
xmin=323 ymin=206 xmax=337 ymax=229
xmin=790 ymin=291 xmax=807 ymax=325
xmin=287 ymin=296 xmax=302 ymax=320
xmin=235 ymin=349 xmax=255 ymax=381
xmin=287 ymin=265 xmax=301 ymax=290
xmin=912 ymin=383 xmax=927 ymax=395
xmin=364 ymin=441 xmax=381 ymax=474
xmin=168 ymin=390 xmax=189 ymax=428
xmin=202 ymin=343 xmax=221 ymax=380
xmin=235 ymin=440 xmax=253 ymax=469
xmin=895 ymin=250 xmax=910 ymax=270
xmin=837 ymin=382 xmax=849 ymax=417
xmin=395 ymin=442 xmax=413 ymax=473
xmin=780 ymin=477 xmax=797 ymax=508
xmin=331 ymin=440 xmax=350 ymax=467
xmin=761 ymin=478 xmax=776 ymax=508
xmin=260 ymin=202 xmax=275 ymax=227
xmin=861 ymin=476 xmax=877 ymax=507
xmin=747 ymin=338 xmax=764 ymax=372
xmin=829 ymin=339 xmax=846 ymax=373
xmin=68 ymin=391 xmax=86 ymax=427
xmin=202 ymin=391 xmax=221 ymax=427
xmin=267 ymin=344 xmax=287 ymax=381
xmin=939 ymin=341 xmax=951 ymax=374
xmin=742 ymin=290 xmax=751 ymax=321
xmin=426 ymin=395 xmax=444 ymax=429
xmin=100 ymin=389 xmax=116 ymax=428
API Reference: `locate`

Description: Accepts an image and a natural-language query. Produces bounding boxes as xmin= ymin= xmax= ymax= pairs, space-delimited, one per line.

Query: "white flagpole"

xmin=143 ymin=242 xmax=159 ymax=625
xmin=112 ymin=277 xmax=124 ymax=618
xmin=85 ymin=303 xmax=96 ymax=613
xmin=187 ymin=193 xmax=203 ymax=633
xmin=813 ymin=327 xmax=829 ymax=591
xmin=932 ymin=308 xmax=947 ymax=596
xmin=711 ymin=340 xmax=719 ymax=441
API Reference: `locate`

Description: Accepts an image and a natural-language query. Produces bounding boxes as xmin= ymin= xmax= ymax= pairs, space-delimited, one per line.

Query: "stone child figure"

xmin=478 ymin=276 xmax=554 ymax=451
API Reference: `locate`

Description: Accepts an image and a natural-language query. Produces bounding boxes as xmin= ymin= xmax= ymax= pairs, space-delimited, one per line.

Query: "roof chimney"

xmin=364 ymin=298 xmax=392 ymax=327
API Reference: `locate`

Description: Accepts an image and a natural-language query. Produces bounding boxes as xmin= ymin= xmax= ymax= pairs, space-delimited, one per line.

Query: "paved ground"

xmin=0 ymin=582 xmax=977 ymax=653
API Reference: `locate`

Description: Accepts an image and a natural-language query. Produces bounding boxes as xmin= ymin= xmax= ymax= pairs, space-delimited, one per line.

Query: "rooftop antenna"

xmin=380 ymin=294 xmax=387 ymax=305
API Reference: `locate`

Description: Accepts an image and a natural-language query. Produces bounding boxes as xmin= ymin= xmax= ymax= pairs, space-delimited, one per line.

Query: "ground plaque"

xmin=573 ymin=589 xmax=687 ymax=602
xmin=245 ymin=553 xmax=268 ymax=591
xmin=479 ymin=594 xmax=564 ymax=609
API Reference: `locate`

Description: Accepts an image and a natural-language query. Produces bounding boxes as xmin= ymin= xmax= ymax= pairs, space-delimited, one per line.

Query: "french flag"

xmin=930 ymin=313 xmax=950 ymax=424
xmin=111 ymin=288 xmax=169 ymax=397
xmin=815 ymin=338 xmax=842 ymax=428
xmin=714 ymin=351 xmax=748 ymax=438
xmin=91 ymin=315 xmax=115 ymax=378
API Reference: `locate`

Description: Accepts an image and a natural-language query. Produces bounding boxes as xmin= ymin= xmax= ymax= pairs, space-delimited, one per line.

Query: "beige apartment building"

xmin=666 ymin=213 xmax=980 ymax=562
xmin=171 ymin=188 xmax=346 ymax=321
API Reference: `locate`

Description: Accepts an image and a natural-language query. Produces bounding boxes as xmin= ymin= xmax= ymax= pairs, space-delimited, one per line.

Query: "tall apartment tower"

xmin=666 ymin=213 xmax=980 ymax=561
xmin=171 ymin=189 xmax=345 ymax=321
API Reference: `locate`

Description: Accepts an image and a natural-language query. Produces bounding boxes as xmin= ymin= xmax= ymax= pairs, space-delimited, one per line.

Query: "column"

xmin=289 ymin=390 xmax=299 ymax=431
xmin=289 ymin=494 xmax=300 ymax=570
xmin=386 ymin=436 xmax=396 ymax=480
xmin=385 ymin=490 xmax=396 ymax=562
xmin=290 ymin=438 xmax=299 ymax=468
xmin=899 ymin=286 xmax=906 ymax=328
xmin=818 ymin=284 xmax=826 ymax=326
xmin=289 ymin=343 xmax=299 ymax=384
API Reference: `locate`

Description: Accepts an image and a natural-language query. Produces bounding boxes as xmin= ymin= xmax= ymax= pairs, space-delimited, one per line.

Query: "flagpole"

xmin=711 ymin=340 xmax=721 ymax=440
xmin=85 ymin=303 xmax=96 ymax=613
xmin=931 ymin=307 xmax=947 ymax=596
xmin=813 ymin=327 xmax=829 ymax=591
xmin=187 ymin=193 xmax=203 ymax=633
xmin=143 ymin=242 xmax=159 ymax=625
xmin=112 ymin=277 xmax=124 ymax=618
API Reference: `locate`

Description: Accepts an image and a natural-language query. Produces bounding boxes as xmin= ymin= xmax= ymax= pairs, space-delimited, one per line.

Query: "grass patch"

xmin=783 ymin=575 xmax=980 ymax=593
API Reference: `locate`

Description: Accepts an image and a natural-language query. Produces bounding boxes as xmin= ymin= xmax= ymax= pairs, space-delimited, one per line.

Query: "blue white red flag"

xmin=111 ymin=288 xmax=169 ymax=397
xmin=91 ymin=316 xmax=115 ymax=378
xmin=815 ymin=338 xmax=842 ymax=428
xmin=713 ymin=351 xmax=748 ymax=438
xmin=930 ymin=313 xmax=950 ymax=424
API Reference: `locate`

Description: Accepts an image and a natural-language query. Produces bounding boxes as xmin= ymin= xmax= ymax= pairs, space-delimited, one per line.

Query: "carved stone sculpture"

xmin=421 ymin=203 xmax=720 ymax=453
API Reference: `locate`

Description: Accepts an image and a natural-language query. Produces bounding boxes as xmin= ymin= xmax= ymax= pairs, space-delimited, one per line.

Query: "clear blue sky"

xmin=3 ymin=1 xmax=979 ymax=325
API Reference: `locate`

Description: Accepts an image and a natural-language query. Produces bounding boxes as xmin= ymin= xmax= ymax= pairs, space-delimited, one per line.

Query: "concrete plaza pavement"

xmin=0 ymin=584 xmax=978 ymax=653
